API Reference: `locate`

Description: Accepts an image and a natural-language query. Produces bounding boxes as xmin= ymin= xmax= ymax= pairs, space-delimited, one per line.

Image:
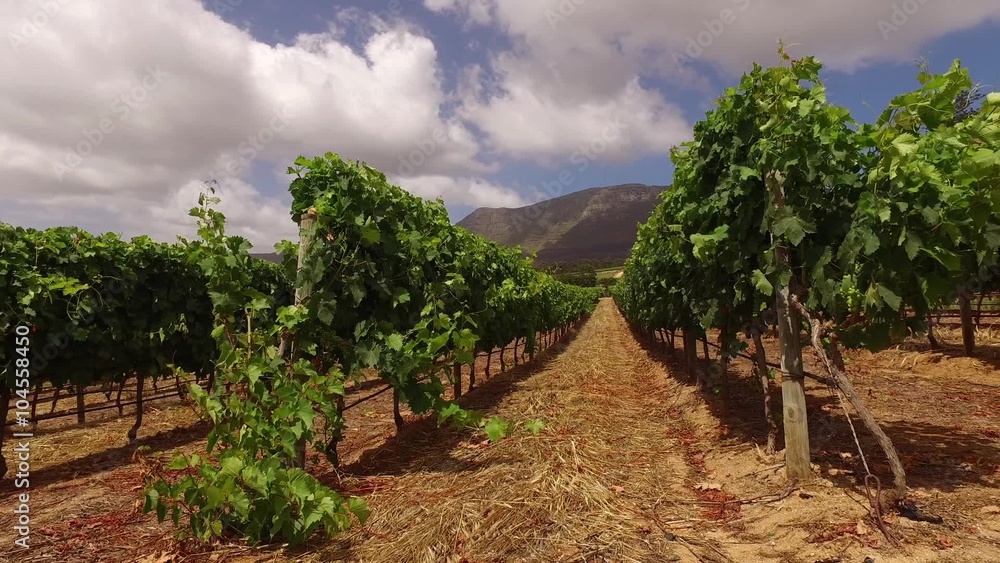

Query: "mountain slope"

xmin=251 ymin=252 xmax=283 ymax=263
xmin=457 ymin=183 xmax=667 ymax=264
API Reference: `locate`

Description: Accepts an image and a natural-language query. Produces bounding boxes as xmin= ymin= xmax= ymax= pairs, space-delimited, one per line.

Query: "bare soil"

xmin=1 ymin=299 xmax=997 ymax=562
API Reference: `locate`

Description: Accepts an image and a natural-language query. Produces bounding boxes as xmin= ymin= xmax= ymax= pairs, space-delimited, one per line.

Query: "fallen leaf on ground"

xmin=137 ymin=553 xmax=180 ymax=563
xmin=936 ymin=536 xmax=955 ymax=549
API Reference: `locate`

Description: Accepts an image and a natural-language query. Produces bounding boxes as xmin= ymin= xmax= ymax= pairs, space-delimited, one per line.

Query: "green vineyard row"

xmin=616 ymin=54 xmax=1000 ymax=349
xmin=614 ymin=51 xmax=999 ymax=503
xmin=0 ymin=224 xmax=291 ymax=389
xmin=2 ymin=153 xmax=600 ymax=545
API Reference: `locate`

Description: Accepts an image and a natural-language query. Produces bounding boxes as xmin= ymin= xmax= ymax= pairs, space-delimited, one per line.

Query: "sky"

xmin=2 ymin=0 xmax=999 ymax=250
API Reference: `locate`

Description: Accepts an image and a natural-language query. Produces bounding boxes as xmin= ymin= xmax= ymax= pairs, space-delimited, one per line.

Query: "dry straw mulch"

xmin=313 ymin=299 xmax=720 ymax=563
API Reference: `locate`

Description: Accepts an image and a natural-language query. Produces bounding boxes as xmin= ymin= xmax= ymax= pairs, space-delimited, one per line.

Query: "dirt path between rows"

xmin=3 ymin=298 xmax=997 ymax=562
xmin=313 ymin=298 xmax=729 ymax=563
xmin=319 ymin=298 xmax=998 ymax=562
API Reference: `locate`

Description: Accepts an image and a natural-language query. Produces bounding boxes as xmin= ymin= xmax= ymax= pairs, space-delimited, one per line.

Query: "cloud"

xmin=459 ymin=64 xmax=690 ymax=164
xmin=0 ymin=0 xmax=498 ymax=247
xmin=392 ymin=174 xmax=529 ymax=209
xmin=444 ymin=0 xmax=1000 ymax=73
xmin=4 ymin=0 xmax=999 ymax=248
xmin=148 ymin=177 xmax=298 ymax=249
xmin=432 ymin=0 xmax=1000 ymax=163
xmin=424 ymin=0 xmax=493 ymax=27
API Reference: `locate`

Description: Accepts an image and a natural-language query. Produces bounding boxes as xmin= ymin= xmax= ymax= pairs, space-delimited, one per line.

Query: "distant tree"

xmin=554 ymin=270 xmax=598 ymax=287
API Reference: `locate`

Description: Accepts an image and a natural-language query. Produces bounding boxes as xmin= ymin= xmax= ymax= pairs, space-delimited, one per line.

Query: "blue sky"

xmin=213 ymin=0 xmax=1000 ymax=223
xmin=2 ymin=1 xmax=999 ymax=248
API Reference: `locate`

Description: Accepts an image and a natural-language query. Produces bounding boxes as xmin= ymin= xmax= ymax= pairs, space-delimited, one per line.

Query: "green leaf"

xmin=772 ymin=212 xmax=813 ymax=246
xmin=359 ymin=223 xmax=381 ymax=245
xmin=484 ymin=417 xmax=510 ymax=443
xmin=428 ymin=331 xmax=451 ymax=353
xmin=385 ymin=333 xmax=403 ymax=351
xmin=205 ymin=486 xmax=224 ymax=508
xmin=317 ymin=301 xmax=335 ymax=326
xmin=220 ymin=456 xmax=244 ymax=478
xmin=524 ymin=419 xmax=545 ymax=435
xmin=167 ymin=455 xmax=190 ymax=470
xmin=246 ymin=363 xmax=264 ymax=385
xmin=356 ymin=345 xmax=379 ymax=367
xmin=878 ymin=206 xmax=891 ymax=222
xmin=891 ymin=133 xmax=918 ymax=156
xmin=921 ymin=246 xmax=961 ymax=271
xmin=904 ymin=233 xmax=921 ymax=260
xmin=751 ymin=269 xmax=773 ymax=296
xmin=437 ymin=402 xmax=462 ymax=425
xmin=143 ymin=489 xmax=159 ymax=513
xmin=875 ymin=285 xmax=902 ymax=311
xmin=348 ymin=497 xmax=370 ymax=525
xmin=861 ymin=230 xmax=880 ymax=255
xmin=230 ymin=491 xmax=251 ymax=518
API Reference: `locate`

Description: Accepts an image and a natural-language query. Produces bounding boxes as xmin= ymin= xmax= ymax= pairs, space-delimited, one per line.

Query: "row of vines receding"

xmin=139 ymin=153 xmax=600 ymax=545
xmin=613 ymin=48 xmax=1000 ymax=513
xmin=1 ymin=153 xmax=599 ymax=546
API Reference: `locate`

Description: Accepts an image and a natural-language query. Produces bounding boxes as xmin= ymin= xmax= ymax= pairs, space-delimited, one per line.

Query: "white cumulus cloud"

xmin=0 ymin=0 xmax=500 ymax=247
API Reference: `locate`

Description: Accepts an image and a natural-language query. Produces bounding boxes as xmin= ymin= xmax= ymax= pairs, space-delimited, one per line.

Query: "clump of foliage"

xmin=141 ymin=191 xmax=367 ymax=546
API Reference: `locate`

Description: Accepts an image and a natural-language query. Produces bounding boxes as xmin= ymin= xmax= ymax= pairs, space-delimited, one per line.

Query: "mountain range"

xmin=456 ymin=184 xmax=668 ymax=264
xmin=251 ymin=183 xmax=668 ymax=266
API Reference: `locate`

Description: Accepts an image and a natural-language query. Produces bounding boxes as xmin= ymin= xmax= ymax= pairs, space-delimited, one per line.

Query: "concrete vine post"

xmin=719 ymin=326 xmax=731 ymax=415
xmin=76 ymin=384 xmax=86 ymax=424
xmin=127 ymin=374 xmax=146 ymax=443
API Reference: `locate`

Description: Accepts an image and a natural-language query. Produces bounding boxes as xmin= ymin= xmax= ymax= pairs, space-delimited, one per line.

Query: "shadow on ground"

xmin=334 ymin=319 xmax=589 ymax=479
xmin=629 ymin=325 xmax=1000 ymax=498
xmin=0 ymin=420 xmax=210 ymax=495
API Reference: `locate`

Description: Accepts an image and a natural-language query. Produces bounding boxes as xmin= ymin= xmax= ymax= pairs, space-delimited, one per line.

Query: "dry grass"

xmin=306 ymin=300 xmax=713 ymax=563
xmin=4 ymin=300 xmax=999 ymax=562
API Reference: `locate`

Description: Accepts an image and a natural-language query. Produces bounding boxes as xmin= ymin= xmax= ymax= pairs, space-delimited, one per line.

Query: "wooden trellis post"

xmin=453 ymin=363 xmax=462 ymax=398
xmin=767 ymin=170 xmax=811 ymax=480
xmin=283 ymin=208 xmax=317 ymax=469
